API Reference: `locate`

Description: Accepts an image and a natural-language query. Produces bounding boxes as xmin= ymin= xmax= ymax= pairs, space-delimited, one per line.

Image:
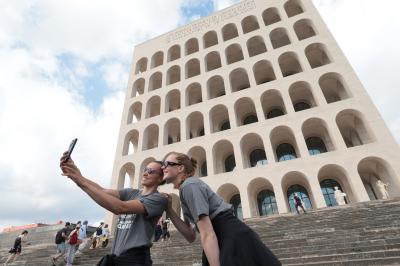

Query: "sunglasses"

xmin=143 ymin=167 xmax=162 ymax=175
xmin=162 ymin=161 xmax=182 ymax=167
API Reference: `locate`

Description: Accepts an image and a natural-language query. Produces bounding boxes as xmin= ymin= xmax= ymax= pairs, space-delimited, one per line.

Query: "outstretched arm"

xmin=60 ymin=155 xmax=145 ymax=215
xmin=60 ymin=152 xmax=120 ymax=198
xmin=165 ymin=194 xmax=196 ymax=243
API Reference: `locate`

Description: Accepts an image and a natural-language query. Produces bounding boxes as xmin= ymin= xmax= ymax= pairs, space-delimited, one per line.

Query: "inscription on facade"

xmin=166 ymin=0 xmax=256 ymax=43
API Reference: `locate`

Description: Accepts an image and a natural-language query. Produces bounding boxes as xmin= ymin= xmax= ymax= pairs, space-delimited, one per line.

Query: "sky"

xmin=0 ymin=0 xmax=399 ymax=231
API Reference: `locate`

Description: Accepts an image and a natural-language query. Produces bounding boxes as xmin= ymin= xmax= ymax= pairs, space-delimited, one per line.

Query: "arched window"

xmin=204 ymin=31 xmax=218 ymax=48
xmin=230 ymin=68 xmax=250 ymax=92
xmin=262 ymin=8 xmax=281 ymax=26
xmin=167 ymin=66 xmax=181 ymax=85
xmin=253 ymin=60 xmax=276 ymax=85
xmin=186 ymin=83 xmax=202 ymax=106
xmin=243 ymin=114 xmax=258 ymax=125
xmin=294 ymin=101 xmax=311 ymax=112
xmin=186 ymin=59 xmax=200 ymax=79
xmin=306 ymin=137 xmax=327 ymax=155
xmin=267 ymin=108 xmax=284 ymax=119
xmin=320 ymin=179 xmax=345 ymax=207
xmin=226 ymin=44 xmax=244 ymax=64
xmin=220 ymin=121 xmax=230 ymax=131
xmin=167 ymin=45 xmax=180 ymax=62
xmin=319 ymin=73 xmax=350 ymax=103
xmin=305 ymin=43 xmax=331 ymax=68
xmin=201 ymin=162 xmax=207 ymax=177
xmin=148 ymin=72 xmax=162 ymax=91
xmin=207 ymin=76 xmax=225 ymax=99
xmin=185 ymin=38 xmax=199 ymax=55
xmin=276 ymin=143 xmax=297 ymax=161
xmin=287 ymin=184 xmax=312 ymax=213
xmin=151 ymin=51 xmax=163 ymax=68
xmin=230 ymin=194 xmax=243 ymax=220
xmin=222 ymin=23 xmax=238 ymax=41
xmin=294 ymin=19 xmax=316 ymax=40
xmin=363 ymin=180 xmax=378 ymax=200
xmin=250 ymin=149 xmax=267 ymax=167
xmin=205 ymin=51 xmax=222 ymax=72
xmin=270 ymin=28 xmax=291 ymax=49
xmin=279 ymin=52 xmax=302 ymax=77
xmin=135 ymin=57 xmax=147 ymax=74
xmin=241 ymin=15 xmax=260 ymax=34
xmin=225 ymin=154 xmax=236 ymax=172
xmin=284 ymin=0 xmax=304 ymax=18
xmin=132 ymin=78 xmax=145 ymax=97
xmin=247 ymin=36 xmax=267 ymax=57
xmin=257 ymin=190 xmax=278 ymax=216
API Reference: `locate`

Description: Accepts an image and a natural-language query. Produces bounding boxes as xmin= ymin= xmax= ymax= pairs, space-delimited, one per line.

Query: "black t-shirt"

xmin=58 ymin=228 xmax=70 ymax=243
xmin=13 ymin=237 xmax=22 ymax=249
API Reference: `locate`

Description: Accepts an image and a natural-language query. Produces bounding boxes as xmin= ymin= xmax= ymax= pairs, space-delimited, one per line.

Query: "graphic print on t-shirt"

xmin=117 ymin=214 xmax=136 ymax=230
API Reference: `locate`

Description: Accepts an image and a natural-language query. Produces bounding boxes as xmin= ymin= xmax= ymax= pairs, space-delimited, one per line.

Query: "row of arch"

xmin=132 ymin=43 xmax=331 ymax=96
xmin=124 ymin=110 xmax=375 ymax=175
xmin=120 ymin=156 xmax=398 ymax=217
xmin=135 ymin=12 xmax=314 ymax=75
xmin=129 ymin=72 xmax=350 ymax=124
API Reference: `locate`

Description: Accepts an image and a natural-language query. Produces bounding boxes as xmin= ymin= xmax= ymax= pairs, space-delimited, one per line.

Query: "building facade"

xmin=107 ymin=0 xmax=400 ymax=226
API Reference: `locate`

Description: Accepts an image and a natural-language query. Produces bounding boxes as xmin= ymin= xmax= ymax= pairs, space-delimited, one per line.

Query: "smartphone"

xmin=64 ymin=138 xmax=78 ymax=162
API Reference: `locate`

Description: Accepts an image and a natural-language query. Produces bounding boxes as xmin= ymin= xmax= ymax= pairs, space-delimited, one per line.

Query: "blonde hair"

xmin=164 ymin=152 xmax=197 ymax=176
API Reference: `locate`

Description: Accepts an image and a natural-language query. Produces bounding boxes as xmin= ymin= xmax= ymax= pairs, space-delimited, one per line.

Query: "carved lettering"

xmin=166 ymin=0 xmax=256 ymax=43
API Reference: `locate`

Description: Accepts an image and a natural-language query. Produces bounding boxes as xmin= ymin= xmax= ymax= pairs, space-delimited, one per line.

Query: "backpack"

xmin=55 ymin=230 xmax=64 ymax=244
xmin=68 ymin=230 xmax=78 ymax=245
xmin=96 ymin=227 xmax=102 ymax=236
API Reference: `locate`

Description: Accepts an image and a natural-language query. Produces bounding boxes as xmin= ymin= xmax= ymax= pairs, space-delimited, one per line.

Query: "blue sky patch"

xmin=56 ymin=53 xmax=111 ymax=111
xmin=180 ymin=0 xmax=215 ymax=24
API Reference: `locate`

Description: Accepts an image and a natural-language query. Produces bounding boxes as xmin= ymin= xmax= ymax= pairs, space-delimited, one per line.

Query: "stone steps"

xmin=1 ymin=199 xmax=400 ymax=265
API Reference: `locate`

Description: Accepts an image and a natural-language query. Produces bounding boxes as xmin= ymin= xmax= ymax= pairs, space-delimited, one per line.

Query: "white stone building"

xmin=107 ymin=0 xmax=400 ymax=225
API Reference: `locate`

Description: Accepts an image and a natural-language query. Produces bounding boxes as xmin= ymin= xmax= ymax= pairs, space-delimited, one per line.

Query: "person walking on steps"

xmin=293 ymin=193 xmax=307 ymax=214
xmin=52 ymin=222 xmax=71 ymax=265
xmin=4 ymin=230 xmax=29 ymax=265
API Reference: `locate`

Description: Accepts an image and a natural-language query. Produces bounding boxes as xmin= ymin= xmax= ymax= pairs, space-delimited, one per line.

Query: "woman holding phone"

xmin=60 ymin=152 xmax=167 ymax=266
xmin=162 ymin=151 xmax=281 ymax=266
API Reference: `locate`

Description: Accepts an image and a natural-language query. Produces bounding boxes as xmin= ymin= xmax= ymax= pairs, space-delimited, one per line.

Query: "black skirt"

xmin=202 ymin=211 xmax=281 ymax=266
xmin=97 ymin=246 xmax=152 ymax=266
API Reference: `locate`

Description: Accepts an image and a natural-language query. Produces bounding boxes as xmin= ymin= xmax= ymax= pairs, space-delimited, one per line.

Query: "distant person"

xmin=66 ymin=223 xmax=81 ymax=266
xmin=162 ymin=151 xmax=281 ymax=266
xmin=59 ymin=154 xmax=167 ymax=266
xmin=161 ymin=218 xmax=170 ymax=242
xmin=92 ymin=222 xmax=104 ymax=249
xmin=4 ymin=230 xmax=29 ymax=265
xmin=101 ymin=224 xmax=110 ymax=248
xmin=293 ymin=193 xmax=306 ymax=214
xmin=52 ymin=222 xmax=71 ymax=265
xmin=154 ymin=218 xmax=163 ymax=242
xmin=76 ymin=220 xmax=90 ymax=256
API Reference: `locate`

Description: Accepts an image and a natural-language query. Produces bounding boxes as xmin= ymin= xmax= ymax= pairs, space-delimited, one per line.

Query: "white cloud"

xmin=101 ymin=62 xmax=129 ymax=92
xmin=213 ymin=0 xmax=240 ymax=11
xmin=0 ymin=0 xmax=188 ymax=230
xmin=313 ymin=0 xmax=400 ymax=143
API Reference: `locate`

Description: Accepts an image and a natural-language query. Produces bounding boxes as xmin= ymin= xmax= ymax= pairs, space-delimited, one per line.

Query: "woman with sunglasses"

xmin=162 ymin=152 xmax=281 ymax=266
xmin=60 ymin=153 xmax=167 ymax=266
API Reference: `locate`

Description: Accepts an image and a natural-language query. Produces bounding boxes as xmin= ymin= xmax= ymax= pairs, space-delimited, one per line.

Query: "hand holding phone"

xmin=64 ymin=138 xmax=78 ymax=163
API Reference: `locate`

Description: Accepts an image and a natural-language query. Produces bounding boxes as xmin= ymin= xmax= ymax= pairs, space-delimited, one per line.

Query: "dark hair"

xmin=153 ymin=160 xmax=166 ymax=185
xmin=163 ymin=152 xmax=197 ymax=176
xmin=65 ymin=222 xmax=71 ymax=226
xmin=22 ymin=230 xmax=28 ymax=235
